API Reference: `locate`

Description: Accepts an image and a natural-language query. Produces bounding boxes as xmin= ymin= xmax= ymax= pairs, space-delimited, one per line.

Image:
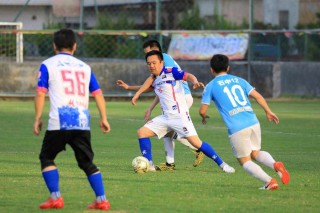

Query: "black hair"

xmin=145 ymin=50 xmax=163 ymax=62
xmin=53 ymin=29 xmax=76 ymax=51
xmin=142 ymin=40 xmax=163 ymax=52
xmin=210 ymin=54 xmax=229 ymax=73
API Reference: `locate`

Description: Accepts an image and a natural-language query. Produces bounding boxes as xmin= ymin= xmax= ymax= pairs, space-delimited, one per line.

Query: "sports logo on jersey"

xmin=172 ymin=105 xmax=177 ymax=110
xmin=162 ymin=75 xmax=167 ymax=79
xmin=182 ymin=127 xmax=188 ymax=133
xmin=157 ymin=88 xmax=163 ymax=93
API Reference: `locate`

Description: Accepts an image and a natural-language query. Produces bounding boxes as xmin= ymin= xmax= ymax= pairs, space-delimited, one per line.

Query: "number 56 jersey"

xmin=36 ymin=53 xmax=102 ymax=131
xmin=201 ymin=73 xmax=258 ymax=135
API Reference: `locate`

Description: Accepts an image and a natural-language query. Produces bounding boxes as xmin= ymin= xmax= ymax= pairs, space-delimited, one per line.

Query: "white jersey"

xmin=36 ymin=53 xmax=102 ymax=130
xmin=151 ymin=66 xmax=189 ymax=117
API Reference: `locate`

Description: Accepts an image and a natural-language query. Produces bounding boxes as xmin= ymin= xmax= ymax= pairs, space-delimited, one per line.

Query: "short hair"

xmin=53 ymin=29 xmax=76 ymax=51
xmin=142 ymin=39 xmax=163 ymax=52
xmin=210 ymin=54 xmax=229 ymax=73
xmin=145 ymin=50 xmax=163 ymax=62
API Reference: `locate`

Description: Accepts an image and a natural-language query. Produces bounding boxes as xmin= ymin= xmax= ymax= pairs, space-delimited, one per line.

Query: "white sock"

xmin=255 ymin=151 xmax=276 ymax=169
xmin=163 ymin=137 xmax=175 ymax=164
xmin=50 ymin=191 xmax=61 ymax=200
xmin=242 ymin=161 xmax=272 ymax=183
xmin=176 ymin=138 xmax=197 ymax=150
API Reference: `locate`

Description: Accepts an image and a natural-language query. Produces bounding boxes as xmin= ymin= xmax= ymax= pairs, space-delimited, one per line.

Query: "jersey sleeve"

xmin=89 ymin=71 xmax=102 ymax=96
xmin=171 ymin=67 xmax=186 ymax=80
xmin=201 ymin=83 xmax=213 ymax=105
xmin=163 ymin=53 xmax=181 ymax=69
xmin=241 ymin=78 xmax=255 ymax=96
xmin=36 ymin=64 xmax=49 ymax=93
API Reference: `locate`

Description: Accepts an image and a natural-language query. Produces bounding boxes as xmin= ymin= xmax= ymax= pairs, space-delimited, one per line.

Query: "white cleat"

xmin=222 ymin=164 xmax=235 ymax=173
xmin=147 ymin=161 xmax=156 ymax=172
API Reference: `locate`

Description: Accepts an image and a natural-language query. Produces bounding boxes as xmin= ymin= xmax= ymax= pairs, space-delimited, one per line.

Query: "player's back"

xmin=206 ymin=74 xmax=258 ymax=135
xmin=40 ymin=53 xmax=93 ymax=130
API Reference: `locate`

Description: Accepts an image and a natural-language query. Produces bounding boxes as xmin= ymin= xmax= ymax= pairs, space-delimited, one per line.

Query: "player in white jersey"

xmin=117 ymin=40 xmax=205 ymax=171
xmin=199 ymin=54 xmax=290 ymax=190
xmin=132 ymin=50 xmax=235 ymax=173
xmin=33 ymin=29 xmax=110 ymax=210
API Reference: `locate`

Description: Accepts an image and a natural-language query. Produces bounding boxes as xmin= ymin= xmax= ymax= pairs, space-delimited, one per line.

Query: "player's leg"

xmin=38 ymin=131 xmax=65 ymax=209
xmin=249 ymin=124 xmax=290 ymax=184
xmin=186 ymin=135 xmax=235 ymax=173
xmin=230 ymin=126 xmax=277 ymax=190
xmin=172 ymin=131 xmax=205 ymax=167
xmin=184 ymin=94 xmax=205 ymax=167
xmin=69 ymin=130 xmax=110 ymax=210
xmin=138 ymin=115 xmax=168 ymax=171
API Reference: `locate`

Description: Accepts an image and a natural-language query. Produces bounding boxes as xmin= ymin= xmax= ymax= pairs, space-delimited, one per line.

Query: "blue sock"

xmin=138 ymin=138 xmax=152 ymax=161
xmin=199 ymin=142 xmax=223 ymax=166
xmin=88 ymin=173 xmax=106 ymax=201
xmin=42 ymin=169 xmax=60 ymax=198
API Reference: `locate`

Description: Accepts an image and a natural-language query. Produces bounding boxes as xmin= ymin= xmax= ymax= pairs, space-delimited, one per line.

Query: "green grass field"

xmin=0 ymin=99 xmax=319 ymax=213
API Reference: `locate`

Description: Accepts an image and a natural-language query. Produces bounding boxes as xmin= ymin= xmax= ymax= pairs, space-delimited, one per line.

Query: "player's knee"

xmin=39 ymin=156 xmax=56 ymax=170
xmin=78 ymin=160 xmax=99 ymax=176
xmin=137 ymin=128 xmax=145 ymax=138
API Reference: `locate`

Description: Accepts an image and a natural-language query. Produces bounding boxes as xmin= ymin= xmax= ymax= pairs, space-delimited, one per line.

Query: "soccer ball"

xmin=132 ymin=156 xmax=149 ymax=173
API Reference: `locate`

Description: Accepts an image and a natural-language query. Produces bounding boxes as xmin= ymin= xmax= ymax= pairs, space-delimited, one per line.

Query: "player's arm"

xmin=185 ymin=73 xmax=204 ymax=89
xmin=144 ymin=96 xmax=159 ymax=122
xmin=199 ymin=104 xmax=210 ymax=124
xmin=94 ymin=92 xmax=111 ymax=133
xmin=249 ymin=89 xmax=279 ymax=124
xmin=116 ymin=78 xmax=154 ymax=92
xmin=132 ymin=76 xmax=154 ymax=106
xmin=34 ymin=91 xmax=46 ymax=135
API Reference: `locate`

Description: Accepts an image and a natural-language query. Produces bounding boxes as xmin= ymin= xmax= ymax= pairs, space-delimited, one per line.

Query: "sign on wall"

xmin=167 ymin=33 xmax=249 ymax=60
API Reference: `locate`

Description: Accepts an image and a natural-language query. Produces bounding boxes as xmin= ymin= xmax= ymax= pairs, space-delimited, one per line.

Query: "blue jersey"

xmin=163 ymin=53 xmax=191 ymax=95
xmin=201 ymin=74 xmax=258 ymax=135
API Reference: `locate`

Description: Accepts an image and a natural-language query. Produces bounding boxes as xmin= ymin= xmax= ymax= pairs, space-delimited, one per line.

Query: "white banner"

xmin=167 ymin=33 xmax=249 ymax=60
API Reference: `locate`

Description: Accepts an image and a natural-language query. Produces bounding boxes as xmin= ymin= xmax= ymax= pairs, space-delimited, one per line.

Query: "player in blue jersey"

xmin=117 ymin=40 xmax=205 ymax=171
xmin=132 ymin=50 xmax=235 ymax=173
xmin=199 ymin=54 xmax=290 ymax=190
xmin=33 ymin=29 xmax=111 ymax=210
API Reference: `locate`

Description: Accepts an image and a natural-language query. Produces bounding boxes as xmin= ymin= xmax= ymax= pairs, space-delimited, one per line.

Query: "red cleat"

xmin=274 ymin=162 xmax=290 ymax=184
xmin=39 ymin=197 xmax=64 ymax=209
xmin=260 ymin=178 xmax=278 ymax=190
xmin=87 ymin=200 xmax=110 ymax=211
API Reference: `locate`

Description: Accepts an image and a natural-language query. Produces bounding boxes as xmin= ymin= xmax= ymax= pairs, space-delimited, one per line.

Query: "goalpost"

xmin=0 ymin=22 xmax=23 ymax=63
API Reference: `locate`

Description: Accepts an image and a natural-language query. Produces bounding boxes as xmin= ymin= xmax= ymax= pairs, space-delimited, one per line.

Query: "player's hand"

xmin=116 ymin=80 xmax=129 ymax=90
xmin=33 ymin=119 xmax=42 ymax=135
xmin=266 ymin=112 xmax=279 ymax=124
xmin=193 ymin=82 xmax=205 ymax=89
xmin=131 ymin=94 xmax=140 ymax=106
xmin=144 ymin=108 xmax=152 ymax=122
xmin=100 ymin=120 xmax=111 ymax=133
xmin=201 ymin=115 xmax=210 ymax=125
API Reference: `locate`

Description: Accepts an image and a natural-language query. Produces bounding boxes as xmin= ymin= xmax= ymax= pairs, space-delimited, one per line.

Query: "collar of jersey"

xmin=58 ymin=52 xmax=72 ymax=56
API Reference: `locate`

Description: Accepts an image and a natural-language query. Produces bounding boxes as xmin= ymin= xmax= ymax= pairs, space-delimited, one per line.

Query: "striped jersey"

xmin=152 ymin=66 xmax=189 ymax=117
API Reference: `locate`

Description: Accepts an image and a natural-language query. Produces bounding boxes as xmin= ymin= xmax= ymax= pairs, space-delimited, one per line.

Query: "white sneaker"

xmin=221 ymin=164 xmax=235 ymax=173
xmin=147 ymin=161 xmax=156 ymax=172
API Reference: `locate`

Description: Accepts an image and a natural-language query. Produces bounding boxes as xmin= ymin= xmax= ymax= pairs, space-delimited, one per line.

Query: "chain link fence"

xmin=0 ymin=0 xmax=319 ymax=62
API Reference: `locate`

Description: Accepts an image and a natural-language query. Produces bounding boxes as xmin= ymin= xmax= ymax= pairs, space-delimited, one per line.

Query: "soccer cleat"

xmin=193 ymin=150 xmax=205 ymax=167
xmin=155 ymin=162 xmax=176 ymax=171
xmin=147 ymin=162 xmax=156 ymax=172
xmin=222 ymin=164 xmax=236 ymax=173
xmin=87 ymin=200 xmax=110 ymax=210
xmin=274 ymin=161 xmax=290 ymax=184
xmin=259 ymin=178 xmax=278 ymax=190
xmin=39 ymin=197 xmax=64 ymax=209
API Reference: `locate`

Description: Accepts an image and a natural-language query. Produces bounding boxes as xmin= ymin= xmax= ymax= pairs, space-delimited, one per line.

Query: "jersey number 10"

xmin=223 ymin=85 xmax=247 ymax=107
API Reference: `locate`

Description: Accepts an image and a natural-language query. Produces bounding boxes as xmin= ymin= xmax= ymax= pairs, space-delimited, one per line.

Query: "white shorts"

xmin=229 ymin=123 xmax=261 ymax=158
xmin=185 ymin=94 xmax=193 ymax=109
xmin=144 ymin=112 xmax=198 ymax=139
